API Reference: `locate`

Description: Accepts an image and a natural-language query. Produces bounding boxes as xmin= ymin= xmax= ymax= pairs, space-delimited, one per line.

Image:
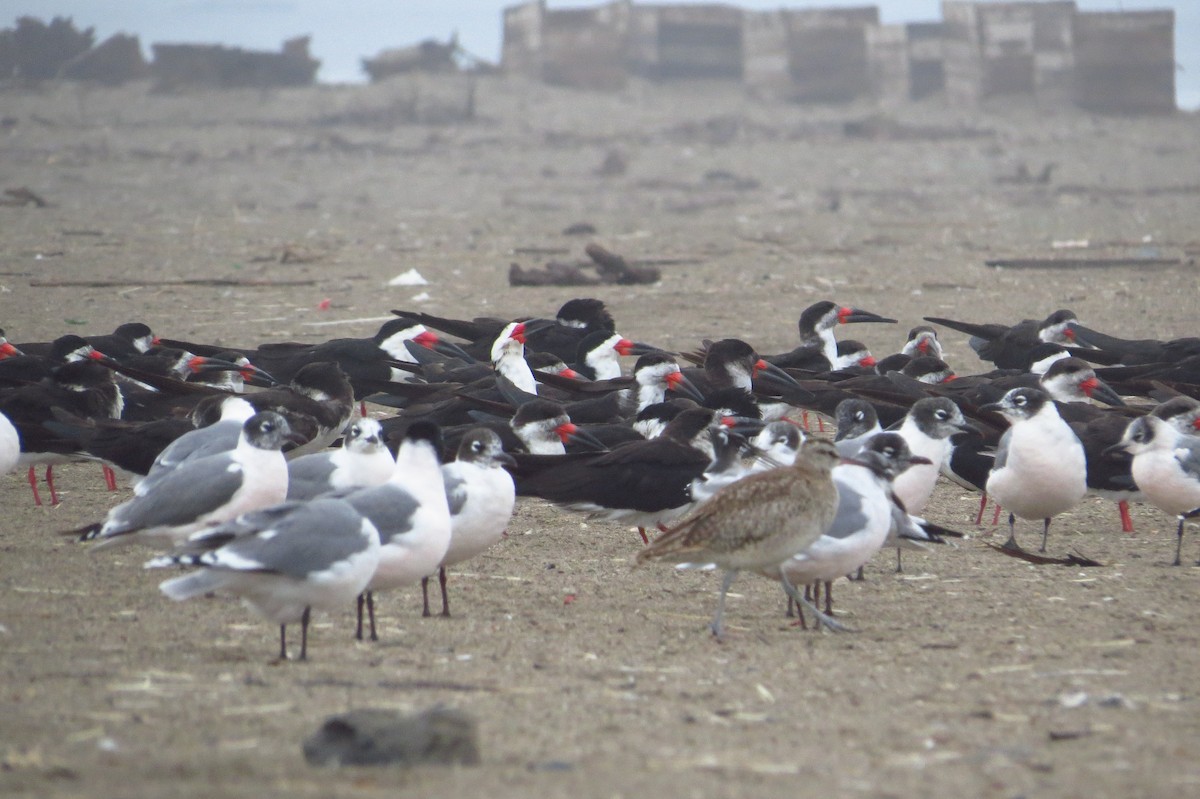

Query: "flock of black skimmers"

xmin=1 ymin=298 xmax=1198 ymax=658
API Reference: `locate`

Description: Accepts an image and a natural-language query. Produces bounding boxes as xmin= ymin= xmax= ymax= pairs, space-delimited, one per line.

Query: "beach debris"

xmin=508 ymin=243 xmax=661 ymax=287
xmin=388 ymin=268 xmax=429 ymax=287
xmin=2 ymin=187 xmax=51 ymax=208
xmin=303 ymin=707 xmax=480 ymax=768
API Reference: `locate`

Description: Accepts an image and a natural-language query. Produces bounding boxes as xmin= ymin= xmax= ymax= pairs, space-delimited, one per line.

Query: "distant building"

xmin=1073 ymin=10 xmax=1175 ymax=114
xmin=497 ymin=1 xmax=1177 ymax=114
xmin=941 ymin=0 xmax=1075 ymax=107
xmin=744 ymin=6 xmax=879 ymax=103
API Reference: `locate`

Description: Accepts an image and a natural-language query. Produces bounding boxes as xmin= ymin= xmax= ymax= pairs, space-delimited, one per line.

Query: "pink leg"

xmin=1118 ymin=500 xmax=1134 ymax=533
xmin=991 ymin=502 xmax=1002 ymax=526
xmin=975 ymin=493 xmax=988 ymax=526
xmin=27 ymin=466 xmax=43 ymax=507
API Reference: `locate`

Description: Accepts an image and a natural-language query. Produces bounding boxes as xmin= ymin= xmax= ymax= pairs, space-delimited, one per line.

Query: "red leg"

xmin=975 ymin=493 xmax=988 ymax=526
xmin=991 ymin=502 xmax=1002 ymax=526
xmin=817 ymin=416 xmax=826 ymax=433
xmin=102 ymin=464 xmax=117 ymax=491
xmin=1118 ymin=500 xmax=1134 ymax=533
xmin=27 ymin=466 xmax=43 ymax=506
xmin=637 ymin=527 xmax=649 ymax=544
xmin=46 ymin=466 xmax=59 ymax=506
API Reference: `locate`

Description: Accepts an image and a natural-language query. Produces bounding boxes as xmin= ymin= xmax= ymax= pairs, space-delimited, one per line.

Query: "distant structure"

xmin=361 ymin=37 xmax=460 ymax=82
xmin=0 ymin=16 xmax=317 ymax=90
xmin=151 ymin=37 xmax=319 ymax=90
xmin=500 ymin=0 xmax=1177 ymax=114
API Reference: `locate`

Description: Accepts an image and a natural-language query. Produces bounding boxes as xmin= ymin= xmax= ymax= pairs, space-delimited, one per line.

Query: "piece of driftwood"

xmin=508 ymin=262 xmax=600 ymax=287
xmin=30 ymin=277 xmax=318 ymax=288
xmin=2 ymin=187 xmax=51 ymax=207
xmin=985 ymin=258 xmax=1181 ymax=270
xmin=508 ymin=243 xmax=662 ymax=288
xmin=584 ymin=243 xmax=661 ymax=285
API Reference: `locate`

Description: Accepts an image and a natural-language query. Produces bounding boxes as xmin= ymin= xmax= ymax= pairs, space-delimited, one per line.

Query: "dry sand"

xmin=1 ymin=75 xmax=1199 ymax=798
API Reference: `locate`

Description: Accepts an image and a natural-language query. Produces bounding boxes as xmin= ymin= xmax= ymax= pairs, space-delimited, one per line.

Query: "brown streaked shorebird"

xmin=635 ymin=437 xmax=845 ymax=639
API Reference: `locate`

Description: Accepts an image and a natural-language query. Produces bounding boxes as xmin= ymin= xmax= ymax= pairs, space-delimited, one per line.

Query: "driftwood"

xmin=985 ymin=257 xmax=1181 ymax=270
xmin=30 ymin=277 xmax=317 ymax=288
xmin=508 ymin=243 xmax=661 ymax=288
xmin=2 ymin=187 xmax=51 ymax=207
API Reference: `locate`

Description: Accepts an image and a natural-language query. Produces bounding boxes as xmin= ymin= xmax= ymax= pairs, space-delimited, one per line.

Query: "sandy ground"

xmin=1 ymin=75 xmax=1199 ymax=798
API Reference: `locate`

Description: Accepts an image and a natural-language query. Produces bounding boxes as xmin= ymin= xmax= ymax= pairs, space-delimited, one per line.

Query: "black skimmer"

xmin=241 ymin=362 xmax=355 ymax=457
xmin=422 ymin=427 xmax=517 ymax=617
xmin=84 ymin=412 xmax=296 ymax=549
xmin=15 ymin=322 xmax=157 ymax=361
xmin=1070 ymin=325 xmax=1200 ymax=367
xmin=766 ymin=301 xmax=897 ymax=372
xmin=0 ymin=359 xmax=124 ymax=505
xmin=564 ymin=330 xmax=659 ymax=381
xmin=339 ymin=421 xmax=451 ymax=642
xmin=637 ymin=437 xmax=844 ymax=638
xmin=530 ymin=352 xmax=705 ymax=424
xmin=395 ymin=297 xmax=617 ymax=363
xmin=284 ymin=418 xmax=394 ymax=501
xmin=901 ymin=326 xmax=943 ymax=361
xmin=924 ymin=309 xmax=1082 ymax=370
xmin=981 ymin=387 xmax=1087 ymax=552
xmin=0 ymin=329 xmax=22 ymax=360
xmin=1107 ymin=412 xmax=1200 ymax=565
xmin=147 ymin=496 xmax=381 ymax=660
xmin=510 ymin=407 xmax=721 ymax=543
xmin=0 ymin=334 xmax=111 ymax=389
xmin=164 ymin=317 xmax=468 ymax=405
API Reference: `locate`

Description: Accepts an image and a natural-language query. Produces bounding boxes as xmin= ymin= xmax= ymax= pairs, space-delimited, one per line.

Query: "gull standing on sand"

xmin=421 ymin=428 xmax=517 ymax=617
xmin=340 ymin=420 xmax=452 ymax=641
xmin=981 ymin=387 xmax=1087 ymax=552
xmin=1108 ymin=413 xmax=1200 ymax=565
xmin=147 ymin=497 xmax=381 ymax=660
xmin=85 ymin=412 xmax=295 ymax=550
xmin=776 ymin=433 xmax=933 ymax=623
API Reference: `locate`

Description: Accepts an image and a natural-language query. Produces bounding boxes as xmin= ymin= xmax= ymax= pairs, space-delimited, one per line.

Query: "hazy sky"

xmin=13 ymin=1 xmax=1199 ymax=107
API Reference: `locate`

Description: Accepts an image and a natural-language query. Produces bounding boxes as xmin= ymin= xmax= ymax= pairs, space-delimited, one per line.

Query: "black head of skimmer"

xmin=767 ymin=301 xmax=896 ymax=372
xmin=568 ymin=330 xmax=659 ymax=381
